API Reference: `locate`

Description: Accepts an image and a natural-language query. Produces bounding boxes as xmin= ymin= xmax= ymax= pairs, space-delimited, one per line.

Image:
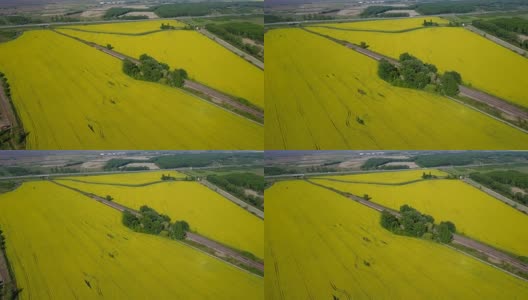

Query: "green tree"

xmin=440 ymin=71 xmax=462 ymax=96
xmin=378 ymin=59 xmax=399 ymax=82
xmin=380 ymin=210 xmax=400 ymax=232
xmin=170 ymin=220 xmax=190 ymax=240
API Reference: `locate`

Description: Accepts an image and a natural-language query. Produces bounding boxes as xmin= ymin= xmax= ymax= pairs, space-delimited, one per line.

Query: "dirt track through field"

xmin=0 ymin=80 xmax=17 ymax=129
xmin=51 ymin=29 xmax=264 ymax=124
xmin=306 ymin=179 xmax=528 ymax=276
xmin=302 ymin=27 xmax=528 ymax=122
xmin=50 ymin=180 xmax=264 ymax=273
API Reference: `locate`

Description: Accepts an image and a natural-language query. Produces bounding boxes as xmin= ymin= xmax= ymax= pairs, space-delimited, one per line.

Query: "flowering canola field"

xmin=57 ymin=178 xmax=264 ymax=258
xmin=61 ymin=170 xmax=185 ymax=184
xmin=265 ymin=29 xmax=528 ymax=149
xmin=57 ymin=29 xmax=264 ymax=108
xmin=265 ymin=180 xmax=528 ymax=299
xmin=316 ymin=16 xmax=448 ymax=31
xmin=320 ymin=169 xmax=447 ymax=183
xmin=313 ymin=172 xmax=528 ymax=256
xmin=310 ymin=25 xmax=528 ymax=108
xmin=0 ymin=30 xmax=263 ymax=149
xmin=60 ymin=19 xmax=185 ymax=34
xmin=0 ymin=181 xmax=263 ymax=299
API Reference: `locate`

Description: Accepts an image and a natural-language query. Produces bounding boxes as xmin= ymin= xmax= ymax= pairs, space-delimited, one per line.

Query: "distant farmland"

xmin=265 ymin=180 xmax=528 ymax=299
xmin=0 ymin=29 xmax=263 ymax=149
xmin=265 ymin=28 xmax=528 ymax=150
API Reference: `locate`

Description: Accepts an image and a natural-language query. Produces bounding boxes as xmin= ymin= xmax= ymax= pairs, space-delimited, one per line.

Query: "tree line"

xmin=380 ymin=204 xmax=456 ymax=243
xmin=473 ymin=19 xmax=528 ymax=50
xmin=207 ymin=173 xmax=264 ymax=210
xmin=205 ymin=23 xmax=262 ymax=59
xmin=378 ymin=53 xmax=462 ymax=96
xmin=470 ymin=171 xmax=528 ymax=205
xmin=122 ymin=206 xmax=190 ymax=240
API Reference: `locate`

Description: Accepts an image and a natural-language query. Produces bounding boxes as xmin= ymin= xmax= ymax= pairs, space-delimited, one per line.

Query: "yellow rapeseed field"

xmin=266 ymin=180 xmax=528 ymax=299
xmin=56 ymin=179 xmax=264 ymax=258
xmin=266 ymin=28 xmax=528 ymax=149
xmin=315 ymin=16 xmax=448 ymax=31
xmin=310 ymin=25 xmax=528 ymax=108
xmin=314 ymin=176 xmax=528 ymax=256
xmin=56 ymin=29 xmax=264 ymax=108
xmin=0 ymin=181 xmax=263 ymax=299
xmin=61 ymin=170 xmax=185 ymax=184
xmin=60 ymin=19 xmax=185 ymax=34
xmin=0 ymin=30 xmax=263 ymax=149
xmin=319 ymin=169 xmax=447 ymax=183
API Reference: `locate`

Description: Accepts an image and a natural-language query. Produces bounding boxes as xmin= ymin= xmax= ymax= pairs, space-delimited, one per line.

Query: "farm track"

xmin=50 ymin=29 xmax=264 ymax=124
xmin=0 ymin=79 xmax=17 ymax=129
xmin=462 ymin=178 xmax=528 ymax=214
xmin=301 ymin=27 xmax=528 ymax=122
xmin=199 ymin=179 xmax=264 ymax=219
xmin=197 ymin=28 xmax=264 ymax=70
xmin=305 ymin=179 xmax=528 ymax=276
xmin=56 ymin=178 xmax=186 ymax=187
xmin=0 ymin=244 xmax=15 ymax=297
xmin=310 ymin=177 xmax=442 ymax=186
xmin=50 ymin=180 xmax=264 ymax=273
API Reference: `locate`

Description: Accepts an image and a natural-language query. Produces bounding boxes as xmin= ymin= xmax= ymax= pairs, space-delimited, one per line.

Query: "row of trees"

xmin=160 ymin=23 xmax=176 ymax=30
xmin=122 ymin=54 xmax=188 ymax=88
xmin=207 ymin=174 xmax=264 ymax=210
xmin=473 ymin=19 xmax=528 ymax=50
xmin=205 ymin=23 xmax=262 ymax=59
xmin=378 ymin=53 xmax=462 ymax=96
xmin=380 ymin=205 xmax=456 ymax=243
xmin=122 ymin=206 xmax=190 ymax=240
xmin=470 ymin=171 xmax=528 ymax=205
xmin=161 ymin=174 xmax=177 ymax=181
xmin=422 ymin=172 xmax=438 ymax=179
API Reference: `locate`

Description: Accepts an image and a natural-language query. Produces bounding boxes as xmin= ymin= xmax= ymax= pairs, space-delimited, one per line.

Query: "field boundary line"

xmin=56 ymin=27 xmax=183 ymax=36
xmin=465 ymin=25 xmax=527 ymax=57
xmin=199 ymin=179 xmax=264 ymax=219
xmin=196 ymin=28 xmax=264 ymax=70
xmin=461 ymin=178 xmax=528 ymax=214
xmin=446 ymin=96 xmax=528 ymax=134
xmin=443 ymin=244 xmax=528 ymax=282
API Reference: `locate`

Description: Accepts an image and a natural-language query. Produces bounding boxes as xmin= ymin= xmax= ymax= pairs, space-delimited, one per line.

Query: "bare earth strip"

xmin=306 ymin=179 xmax=528 ymax=275
xmin=199 ymin=179 xmax=264 ymax=219
xmin=50 ymin=180 xmax=264 ymax=273
xmin=0 ymin=80 xmax=17 ymax=129
xmin=197 ymin=28 xmax=264 ymax=70
xmin=0 ymin=246 xmax=15 ymax=294
xmin=50 ymin=29 xmax=264 ymax=123
xmin=462 ymin=178 xmax=528 ymax=214
xmin=301 ymin=27 xmax=528 ymax=122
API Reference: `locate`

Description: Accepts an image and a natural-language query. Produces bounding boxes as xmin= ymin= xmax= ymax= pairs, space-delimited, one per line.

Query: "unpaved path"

xmin=183 ymin=80 xmax=264 ymax=120
xmin=302 ymin=27 xmax=528 ymax=121
xmin=463 ymin=178 xmax=528 ymax=214
xmin=199 ymin=179 xmax=264 ymax=219
xmin=306 ymin=179 xmax=528 ymax=275
xmin=197 ymin=28 xmax=264 ymax=70
xmin=0 ymin=79 xmax=17 ymax=129
xmin=51 ymin=180 xmax=263 ymax=273
xmin=52 ymin=29 xmax=263 ymax=123
xmin=0 ymin=245 xmax=14 ymax=295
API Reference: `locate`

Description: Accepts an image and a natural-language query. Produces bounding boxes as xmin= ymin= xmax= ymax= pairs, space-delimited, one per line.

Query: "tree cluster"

xmin=0 ymin=72 xmax=11 ymax=99
xmin=422 ymin=19 xmax=439 ymax=27
xmin=122 ymin=206 xmax=190 ymax=240
xmin=161 ymin=174 xmax=177 ymax=181
xmin=377 ymin=53 xmax=462 ymax=96
xmin=160 ymin=23 xmax=176 ymax=30
xmin=205 ymin=23 xmax=262 ymax=59
xmin=122 ymin=55 xmax=188 ymax=88
xmin=422 ymin=172 xmax=438 ymax=179
xmin=380 ymin=205 xmax=456 ymax=243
